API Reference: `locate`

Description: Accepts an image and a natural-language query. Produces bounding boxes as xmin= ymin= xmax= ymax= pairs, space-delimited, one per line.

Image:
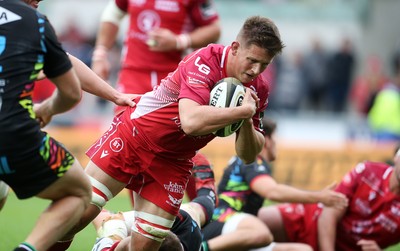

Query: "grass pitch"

xmin=0 ymin=191 xmax=132 ymax=251
xmin=1 ymin=192 xmax=399 ymax=251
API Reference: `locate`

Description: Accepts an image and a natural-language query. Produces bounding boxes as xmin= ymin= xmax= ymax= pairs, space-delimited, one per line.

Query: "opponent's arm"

xmin=68 ymin=54 xmax=136 ymax=107
xmin=251 ymin=176 xmax=348 ymax=209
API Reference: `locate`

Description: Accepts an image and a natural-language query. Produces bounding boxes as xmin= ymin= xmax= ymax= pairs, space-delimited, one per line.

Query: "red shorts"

xmin=86 ymin=113 xmax=192 ymax=216
xmin=278 ymin=203 xmax=321 ymax=251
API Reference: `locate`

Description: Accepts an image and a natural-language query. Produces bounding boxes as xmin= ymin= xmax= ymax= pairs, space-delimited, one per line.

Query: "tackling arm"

xmin=68 ymin=54 xmax=136 ymax=107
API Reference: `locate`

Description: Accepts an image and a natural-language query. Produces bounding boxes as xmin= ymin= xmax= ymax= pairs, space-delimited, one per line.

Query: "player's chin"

xmin=240 ymin=74 xmax=254 ymax=83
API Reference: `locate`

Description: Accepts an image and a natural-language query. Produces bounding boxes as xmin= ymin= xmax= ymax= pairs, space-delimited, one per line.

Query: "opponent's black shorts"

xmin=0 ymin=132 xmax=75 ymax=199
xmin=201 ymin=220 xmax=224 ymax=241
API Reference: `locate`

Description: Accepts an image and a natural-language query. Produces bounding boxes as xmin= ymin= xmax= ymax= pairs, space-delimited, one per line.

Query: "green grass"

xmin=0 ymin=192 xmax=132 ymax=251
xmin=1 ymin=193 xmax=399 ymax=251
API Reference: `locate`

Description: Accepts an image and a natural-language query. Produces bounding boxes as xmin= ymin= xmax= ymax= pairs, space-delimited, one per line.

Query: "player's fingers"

xmin=324 ymin=181 xmax=337 ymax=190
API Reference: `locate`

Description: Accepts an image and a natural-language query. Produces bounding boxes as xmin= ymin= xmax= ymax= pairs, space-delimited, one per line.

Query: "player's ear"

xmin=231 ymin=41 xmax=239 ymax=55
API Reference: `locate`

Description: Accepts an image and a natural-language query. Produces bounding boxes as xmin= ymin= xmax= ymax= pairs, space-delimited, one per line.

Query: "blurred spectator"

xmin=326 ymin=37 xmax=355 ymax=113
xmin=59 ymin=22 xmax=94 ymax=66
xmin=349 ymin=54 xmax=388 ymax=116
xmin=91 ymin=0 xmax=221 ymax=114
xmin=303 ymin=38 xmax=329 ymax=112
xmin=367 ymin=50 xmax=400 ymax=141
xmin=269 ymin=51 xmax=306 ymax=113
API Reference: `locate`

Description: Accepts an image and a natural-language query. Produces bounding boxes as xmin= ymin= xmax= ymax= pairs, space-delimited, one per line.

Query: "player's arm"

xmin=186 ymin=20 xmax=220 ymax=49
xmin=317 ymin=205 xmax=346 ymax=251
xmin=91 ymin=0 xmax=126 ymax=79
xmin=251 ymin=176 xmax=348 ymax=208
xmin=234 ymin=118 xmax=264 ymax=164
xmin=68 ymin=54 xmax=136 ymax=107
xmin=34 ymin=68 xmax=81 ymax=127
xmin=178 ymin=95 xmax=254 ymax=136
xmin=234 ymin=87 xmax=264 ymax=163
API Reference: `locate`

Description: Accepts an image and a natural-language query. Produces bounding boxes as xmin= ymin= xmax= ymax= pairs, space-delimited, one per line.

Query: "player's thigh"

xmin=133 ymin=193 xmax=175 ymax=221
xmin=258 ymin=205 xmax=288 ymax=242
xmin=85 ymin=160 xmax=127 ymax=197
xmin=36 ymin=159 xmax=91 ymax=200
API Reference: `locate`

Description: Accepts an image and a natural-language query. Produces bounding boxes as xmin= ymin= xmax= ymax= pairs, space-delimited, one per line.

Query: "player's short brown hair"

xmin=262 ymin=117 xmax=277 ymax=137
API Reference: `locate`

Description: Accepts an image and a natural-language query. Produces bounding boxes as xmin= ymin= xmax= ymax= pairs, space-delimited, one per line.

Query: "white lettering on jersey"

xmin=194 ymin=57 xmax=210 ymax=75
xmin=155 ymin=0 xmax=179 ymax=12
xmin=0 ymin=7 xmax=21 ymax=25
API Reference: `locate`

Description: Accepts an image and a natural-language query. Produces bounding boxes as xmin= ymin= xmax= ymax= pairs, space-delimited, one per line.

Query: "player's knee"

xmin=245 ymin=221 xmax=274 ymax=247
xmin=89 ymin=176 xmax=113 ymax=209
xmin=191 ymin=195 xmax=215 ymax=225
xmin=131 ymin=211 xmax=174 ymax=242
xmin=98 ymin=216 xmax=128 ymax=241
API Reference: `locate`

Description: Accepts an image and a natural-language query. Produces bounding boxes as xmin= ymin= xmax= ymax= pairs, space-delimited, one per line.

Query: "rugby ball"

xmin=209 ymin=77 xmax=245 ymax=137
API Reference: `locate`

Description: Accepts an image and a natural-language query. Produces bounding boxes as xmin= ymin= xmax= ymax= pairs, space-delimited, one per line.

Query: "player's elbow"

xmin=180 ymin=120 xmax=200 ymax=135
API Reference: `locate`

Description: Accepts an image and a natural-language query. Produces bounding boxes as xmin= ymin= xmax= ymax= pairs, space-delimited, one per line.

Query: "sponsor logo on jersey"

xmin=130 ymin=0 xmax=145 ymax=6
xmin=155 ymin=0 xmax=179 ymax=12
xmin=110 ymin=138 xmax=124 ymax=153
xmin=166 ymin=194 xmax=183 ymax=208
xmin=0 ymin=7 xmax=21 ymax=25
xmin=137 ymin=10 xmax=160 ymax=32
xmin=188 ymin=77 xmax=206 ymax=86
xmin=164 ymin=181 xmax=185 ymax=194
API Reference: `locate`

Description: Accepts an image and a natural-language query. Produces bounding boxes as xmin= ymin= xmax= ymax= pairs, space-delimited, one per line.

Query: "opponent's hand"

xmin=33 ymin=102 xmax=53 ymax=128
xmin=114 ymin=93 xmax=139 ymax=107
xmin=320 ymin=182 xmax=348 ymax=209
xmin=357 ymin=239 xmax=382 ymax=251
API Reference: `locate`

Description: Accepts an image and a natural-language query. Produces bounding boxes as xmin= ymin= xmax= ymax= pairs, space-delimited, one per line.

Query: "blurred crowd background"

xmin=35 ymin=0 xmax=400 ymax=188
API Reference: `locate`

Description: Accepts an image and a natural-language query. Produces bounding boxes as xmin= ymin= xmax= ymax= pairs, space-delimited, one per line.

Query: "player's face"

xmin=265 ymin=133 xmax=277 ymax=161
xmin=230 ymin=42 xmax=273 ymax=84
xmin=23 ymin=0 xmax=42 ymax=9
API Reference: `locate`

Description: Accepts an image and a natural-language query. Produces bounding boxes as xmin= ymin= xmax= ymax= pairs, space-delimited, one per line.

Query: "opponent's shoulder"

xmin=0 ymin=0 xmax=38 ymax=22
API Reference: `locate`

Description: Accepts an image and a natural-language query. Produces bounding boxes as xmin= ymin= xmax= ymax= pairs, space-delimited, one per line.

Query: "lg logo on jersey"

xmin=194 ymin=57 xmax=210 ymax=75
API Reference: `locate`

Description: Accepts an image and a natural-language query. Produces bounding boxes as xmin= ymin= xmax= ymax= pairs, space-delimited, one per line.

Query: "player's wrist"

xmin=92 ymin=45 xmax=109 ymax=61
xmin=176 ymin=34 xmax=191 ymax=50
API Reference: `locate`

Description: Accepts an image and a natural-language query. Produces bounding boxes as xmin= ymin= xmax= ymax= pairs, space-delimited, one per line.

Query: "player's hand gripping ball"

xmin=209 ymin=77 xmax=245 ymax=137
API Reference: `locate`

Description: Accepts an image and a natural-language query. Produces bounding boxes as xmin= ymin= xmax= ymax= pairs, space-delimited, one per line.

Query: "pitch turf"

xmin=0 ymin=191 xmax=132 ymax=251
xmin=1 ymin=192 xmax=399 ymax=251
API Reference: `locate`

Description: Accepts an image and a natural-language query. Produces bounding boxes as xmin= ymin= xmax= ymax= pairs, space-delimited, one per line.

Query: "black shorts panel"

xmin=0 ymin=133 xmax=75 ymax=199
xmin=201 ymin=220 xmax=224 ymax=241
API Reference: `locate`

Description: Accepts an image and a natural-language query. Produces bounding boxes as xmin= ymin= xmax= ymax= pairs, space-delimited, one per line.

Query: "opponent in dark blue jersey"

xmin=0 ymin=1 xmax=92 ymax=250
xmin=201 ymin=118 xmax=348 ymax=251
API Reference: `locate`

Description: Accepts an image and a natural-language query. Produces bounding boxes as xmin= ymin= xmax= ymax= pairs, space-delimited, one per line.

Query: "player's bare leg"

xmin=48 ymin=161 xmax=127 ymax=251
xmin=130 ymin=193 xmax=176 ymax=251
xmin=24 ymin=161 xmax=91 ymax=251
